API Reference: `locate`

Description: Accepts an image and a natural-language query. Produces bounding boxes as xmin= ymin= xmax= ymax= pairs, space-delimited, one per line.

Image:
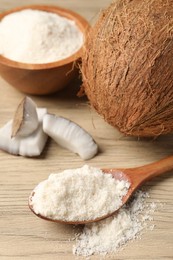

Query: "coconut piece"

xmin=11 ymin=97 xmax=39 ymax=138
xmin=43 ymin=114 xmax=98 ymax=160
xmin=0 ymin=108 xmax=48 ymax=157
xmin=81 ymin=0 xmax=173 ymax=137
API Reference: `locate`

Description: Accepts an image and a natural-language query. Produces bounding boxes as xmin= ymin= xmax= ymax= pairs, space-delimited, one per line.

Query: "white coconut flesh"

xmin=0 ymin=108 xmax=48 ymax=157
xmin=12 ymin=97 xmax=39 ymax=137
xmin=43 ymin=114 xmax=98 ymax=160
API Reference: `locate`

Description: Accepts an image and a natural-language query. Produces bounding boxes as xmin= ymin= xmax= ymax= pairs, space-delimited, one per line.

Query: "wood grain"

xmin=0 ymin=0 xmax=173 ymax=259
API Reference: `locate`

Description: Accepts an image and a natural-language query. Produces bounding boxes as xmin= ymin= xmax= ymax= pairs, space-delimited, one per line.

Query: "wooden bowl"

xmin=0 ymin=5 xmax=90 ymax=95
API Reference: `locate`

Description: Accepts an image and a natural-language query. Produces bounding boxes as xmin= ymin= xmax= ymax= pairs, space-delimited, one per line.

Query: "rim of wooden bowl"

xmin=0 ymin=5 xmax=90 ymax=70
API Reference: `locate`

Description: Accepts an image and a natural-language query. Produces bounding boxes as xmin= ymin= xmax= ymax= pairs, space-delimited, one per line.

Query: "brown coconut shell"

xmin=81 ymin=0 xmax=173 ymax=137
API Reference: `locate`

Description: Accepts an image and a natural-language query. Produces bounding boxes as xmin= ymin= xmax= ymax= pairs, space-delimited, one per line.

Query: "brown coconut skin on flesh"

xmin=81 ymin=0 xmax=173 ymax=137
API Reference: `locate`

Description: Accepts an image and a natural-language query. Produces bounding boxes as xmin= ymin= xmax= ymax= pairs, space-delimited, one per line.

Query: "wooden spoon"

xmin=29 ymin=156 xmax=173 ymax=225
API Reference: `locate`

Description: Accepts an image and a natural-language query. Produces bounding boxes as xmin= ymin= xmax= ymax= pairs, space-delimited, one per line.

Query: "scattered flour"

xmin=30 ymin=165 xmax=130 ymax=221
xmin=0 ymin=9 xmax=83 ymax=63
xmin=73 ymin=190 xmax=158 ymax=257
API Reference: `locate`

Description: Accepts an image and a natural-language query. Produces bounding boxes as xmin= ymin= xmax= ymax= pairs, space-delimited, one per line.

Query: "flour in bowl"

xmin=30 ymin=165 xmax=130 ymax=222
xmin=0 ymin=9 xmax=83 ymax=63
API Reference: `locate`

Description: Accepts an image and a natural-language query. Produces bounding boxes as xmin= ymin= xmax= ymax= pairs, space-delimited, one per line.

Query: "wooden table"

xmin=0 ymin=0 xmax=173 ymax=259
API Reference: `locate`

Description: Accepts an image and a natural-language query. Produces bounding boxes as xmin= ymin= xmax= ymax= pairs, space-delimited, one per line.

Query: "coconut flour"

xmin=30 ymin=165 xmax=130 ymax=221
xmin=0 ymin=9 xmax=83 ymax=63
xmin=73 ymin=190 xmax=158 ymax=257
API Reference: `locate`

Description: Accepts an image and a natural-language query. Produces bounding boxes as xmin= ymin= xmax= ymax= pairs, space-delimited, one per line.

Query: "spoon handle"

xmin=124 ymin=156 xmax=173 ymax=185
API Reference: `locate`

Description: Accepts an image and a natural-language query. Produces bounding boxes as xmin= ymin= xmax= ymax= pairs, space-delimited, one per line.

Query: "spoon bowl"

xmin=29 ymin=156 xmax=173 ymax=224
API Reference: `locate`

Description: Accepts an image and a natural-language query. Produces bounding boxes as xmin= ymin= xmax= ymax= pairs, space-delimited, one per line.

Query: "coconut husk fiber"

xmin=81 ymin=0 xmax=173 ymax=137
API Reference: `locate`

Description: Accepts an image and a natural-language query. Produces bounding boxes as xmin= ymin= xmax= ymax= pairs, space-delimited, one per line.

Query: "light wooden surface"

xmin=0 ymin=1 xmax=173 ymax=259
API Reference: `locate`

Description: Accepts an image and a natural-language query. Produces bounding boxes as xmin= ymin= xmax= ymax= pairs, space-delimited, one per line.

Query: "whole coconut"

xmin=82 ymin=0 xmax=173 ymax=137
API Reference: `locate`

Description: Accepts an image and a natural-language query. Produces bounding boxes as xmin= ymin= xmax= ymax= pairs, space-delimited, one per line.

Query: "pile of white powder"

xmin=30 ymin=165 xmax=130 ymax=221
xmin=30 ymin=164 xmax=159 ymax=257
xmin=73 ymin=190 xmax=158 ymax=257
xmin=0 ymin=9 xmax=83 ymax=63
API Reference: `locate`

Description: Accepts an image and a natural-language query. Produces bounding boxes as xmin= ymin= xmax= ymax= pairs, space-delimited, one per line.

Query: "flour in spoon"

xmin=30 ymin=165 xmax=130 ymax=221
xmin=0 ymin=9 xmax=83 ymax=63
